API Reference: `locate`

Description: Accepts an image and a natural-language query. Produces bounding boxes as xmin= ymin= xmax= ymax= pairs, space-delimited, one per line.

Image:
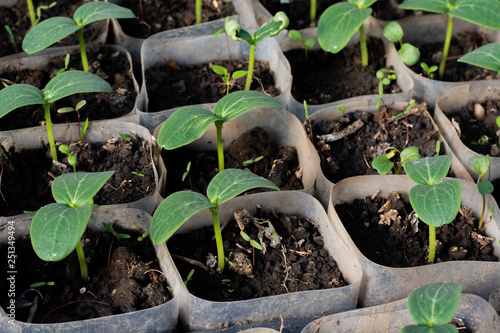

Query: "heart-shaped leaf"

xmin=400 ymin=146 xmax=420 ymax=168
xmin=399 ymin=43 xmax=421 ymax=66
xmin=458 ymin=43 xmax=500 ymax=73
xmin=0 ymin=84 xmax=45 ymax=118
xmin=472 ymin=155 xmax=490 ymax=176
xmin=478 ymin=181 xmax=494 ymax=195
xmin=74 ymin=2 xmax=135 ymax=26
xmin=372 ymin=155 xmax=394 ymax=175
xmin=409 ymin=179 xmax=462 ymax=227
xmin=213 ymin=90 xmax=282 ymax=122
xmin=31 ymin=203 xmax=92 ymax=261
xmin=404 ymin=155 xmax=451 ymax=185
xmin=44 ymin=70 xmax=112 ymax=103
xmin=383 ymin=21 xmax=404 ymax=43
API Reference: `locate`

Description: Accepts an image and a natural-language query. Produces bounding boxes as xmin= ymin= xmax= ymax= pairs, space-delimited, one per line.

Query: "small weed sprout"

xmin=103 ymin=222 xmax=131 ymax=239
xmin=57 ymin=99 xmax=89 ymax=170
xmin=151 ymin=169 xmax=279 ymax=273
xmin=137 ymin=232 xmax=148 ymax=242
xmin=403 ymin=155 xmax=462 ymax=263
xmin=242 ymin=156 xmax=263 ymax=166
xmin=30 ymin=281 xmax=55 ymax=288
xmin=472 ymin=155 xmax=494 ymax=231
xmin=184 ymin=269 xmax=195 ymax=286
xmin=240 ymin=230 xmax=264 ymax=250
xmin=56 ymin=54 xmax=71 ymax=76
xmin=382 ymin=21 xmax=420 ymax=66
xmin=402 ymin=282 xmax=462 ymax=333
xmin=4 ymin=25 xmax=21 ymax=76
xmin=211 ymin=64 xmax=247 ymax=95
xmin=375 ymin=69 xmax=397 ymax=108
xmin=420 ymin=62 xmax=438 ymax=79
xmin=58 ymin=145 xmax=77 ymax=172
xmin=224 ymin=12 xmax=289 ymax=90
xmin=372 ymin=146 xmax=419 ymax=175
xmin=119 ymin=133 xmax=132 ymax=142
xmin=132 ymin=171 xmax=145 ymax=177
xmin=288 ymin=29 xmax=316 ymax=61
xmin=26 ymin=0 xmax=56 ymax=27
xmin=471 ymin=135 xmax=489 ymax=146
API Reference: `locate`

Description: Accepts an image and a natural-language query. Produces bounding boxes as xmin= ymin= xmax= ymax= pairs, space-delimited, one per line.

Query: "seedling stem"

xmin=210 ymin=206 xmax=225 ymax=271
xmin=439 ymin=16 xmax=454 ymax=80
xmin=75 ymin=241 xmax=88 ymax=282
xmin=27 ymin=0 xmax=36 ymax=27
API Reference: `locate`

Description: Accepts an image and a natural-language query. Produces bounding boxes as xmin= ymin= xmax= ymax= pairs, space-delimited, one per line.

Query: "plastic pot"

xmin=328 ymin=175 xmax=500 ymax=307
xmin=277 ymin=16 xmax=414 ymax=121
xmin=490 ymin=286 xmax=500 ymax=316
xmin=302 ymin=293 xmax=500 ymax=332
xmin=1 ymin=121 xmax=164 ymax=220
xmin=0 ymin=44 xmax=140 ymax=142
xmin=109 ymin=0 xmax=257 ymax=72
xmin=0 ymin=207 xmax=179 ymax=332
xmin=434 ymin=81 xmax=500 ymax=179
xmin=389 ymin=14 xmax=500 ymax=107
xmin=138 ymin=29 xmax=291 ymax=114
xmin=160 ymin=191 xmax=362 ymax=331
xmin=151 ymin=106 xmax=319 ymax=195
xmin=309 ymin=100 xmax=472 ymax=209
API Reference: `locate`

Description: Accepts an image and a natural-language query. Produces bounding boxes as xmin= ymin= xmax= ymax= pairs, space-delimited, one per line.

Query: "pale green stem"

xmin=245 ymin=43 xmax=256 ymax=90
xmin=310 ymin=0 xmax=316 ymax=23
xmin=210 ymin=207 xmax=225 ymax=273
xmin=359 ymin=24 xmax=368 ymax=67
xmin=27 ymin=0 xmax=36 ymax=27
xmin=77 ymin=29 xmax=89 ymax=72
xmin=438 ymin=16 xmax=454 ymax=81
xmin=43 ymin=104 xmax=58 ymax=162
xmin=76 ymin=241 xmax=89 ymax=282
xmin=196 ymin=0 xmax=202 ymax=24
xmin=479 ymin=194 xmax=486 ymax=231
xmin=428 ymin=226 xmax=436 ymax=263
xmin=304 ymin=44 xmax=309 ymax=62
xmin=215 ymin=122 xmax=224 ymax=171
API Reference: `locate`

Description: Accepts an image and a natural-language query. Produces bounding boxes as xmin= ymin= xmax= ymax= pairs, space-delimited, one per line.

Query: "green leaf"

xmin=288 ymin=29 xmax=302 ymax=42
xmin=22 ymin=17 xmax=80 ymax=54
xmin=211 ymin=64 xmax=228 ymax=76
xmin=44 ymin=70 xmax=112 ymax=103
xmin=399 ymin=43 xmax=421 ymax=66
xmin=398 ymin=0 xmax=451 ymax=14
xmin=207 ymin=169 xmax=279 ymax=205
xmin=458 ymin=43 xmax=500 ymax=73
xmin=151 ymin=191 xmax=215 ymax=244
xmin=409 ymin=179 xmax=462 ymax=227
xmin=407 ymin=282 xmax=462 ymax=327
xmin=156 ymin=107 xmax=219 ymax=149
xmin=213 ymin=90 xmax=282 ymax=122
xmin=450 ymin=0 xmax=500 ymax=29
xmin=0 ymin=84 xmax=45 ymax=118
xmin=52 ymin=171 xmax=115 ymax=208
xmin=372 ymin=155 xmax=394 ymax=175
xmin=253 ymin=11 xmax=289 ymax=44
xmin=404 ymin=155 xmax=452 ymax=185
xmin=31 ymin=203 xmax=92 ymax=261
xmin=74 ymin=2 xmax=135 ymax=26
xmin=402 ymin=324 xmax=459 ymax=333
xmin=382 ymin=21 xmax=404 ymax=43
xmin=231 ymin=70 xmax=248 ymax=80
xmin=478 ymin=181 xmax=494 ymax=195
xmin=472 ymin=155 xmax=490 ymax=176
xmin=58 ymin=144 xmax=71 ymax=155
xmin=400 ymin=146 xmax=420 ymax=168
xmin=304 ymin=38 xmax=316 ymax=49
xmin=318 ymin=2 xmax=372 ymax=54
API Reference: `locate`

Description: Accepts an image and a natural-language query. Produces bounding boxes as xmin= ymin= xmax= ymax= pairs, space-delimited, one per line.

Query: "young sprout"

xmin=151 ymin=169 xmax=279 ymax=273
xmin=288 ymin=29 xmax=316 ymax=61
xmin=184 ymin=269 xmax=195 ymax=286
xmin=402 ymin=282 xmax=462 ymax=333
xmin=399 ymin=0 xmax=500 ymax=80
xmin=403 ymin=155 xmax=462 ymax=263
xmin=56 ymin=53 xmax=71 ymax=76
xmin=157 ymin=90 xmax=282 ymax=172
xmin=0 ymin=71 xmax=111 ymax=162
xmin=137 ymin=232 xmax=148 ymax=242
xmin=240 ymin=230 xmax=264 ymax=250
xmin=4 ymin=25 xmax=21 ymax=76
xmin=211 ymin=64 xmax=248 ymax=95
xmin=132 ymin=171 xmax=145 ymax=177
xmin=58 ymin=144 xmax=77 ymax=172
xmin=22 ymin=2 xmax=135 ymax=72
xmin=472 ymin=155 xmax=494 ymax=231
xmin=242 ymin=156 xmax=263 ymax=166
xmin=458 ymin=43 xmax=500 ymax=74
xmin=318 ymin=0 xmax=378 ymax=67
xmin=471 ymin=135 xmax=489 ymax=146
xmin=103 ymin=222 xmax=131 ymax=239
xmin=382 ymin=21 xmax=420 ymax=66
xmin=223 ymin=12 xmax=289 ymax=90
xmin=30 ymin=171 xmax=115 ymax=282
xmin=30 ymin=281 xmax=55 ymax=288
xmin=26 ymin=0 xmax=56 ymax=27
xmin=372 ymin=146 xmax=419 ymax=175
xmin=375 ymin=69 xmax=397 ymax=108
xmin=119 ymin=133 xmax=132 ymax=142
xmin=420 ymin=62 xmax=438 ymax=79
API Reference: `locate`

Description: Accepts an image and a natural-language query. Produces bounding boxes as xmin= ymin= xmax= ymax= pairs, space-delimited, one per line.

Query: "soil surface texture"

xmin=285 ymin=39 xmax=401 ymax=106
xmin=0 ymin=0 xmax=106 ymax=58
xmin=162 ymin=127 xmax=303 ymax=197
xmin=409 ymin=31 xmax=500 ymax=82
xmin=146 ymin=58 xmax=279 ymax=112
xmin=334 ymin=192 xmax=498 ymax=267
xmin=0 ymin=46 xmax=137 ymax=131
xmin=113 ymin=0 xmax=236 ymax=38
xmin=0 ymin=226 xmax=170 ymax=323
xmin=0 ymin=135 xmax=156 ymax=216
xmin=305 ymin=102 xmax=440 ymax=183
xmin=168 ymin=207 xmax=347 ymax=303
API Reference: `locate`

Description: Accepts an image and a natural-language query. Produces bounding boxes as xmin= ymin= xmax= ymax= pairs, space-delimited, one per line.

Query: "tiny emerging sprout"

xmin=372 ymin=146 xmax=419 ymax=175
xmin=375 ymin=69 xmax=397 ymax=108
xmin=184 ymin=269 xmax=195 ymax=286
xmin=132 ymin=171 xmax=145 ymax=177
xmin=102 ymin=222 xmax=131 ymax=239
xmin=240 ymin=230 xmax=263 ymax=250
xmin=137 ymin=232 xmax=148 ymax=242
xmin=211 ymin=64 xmax=247 ymax=95
xmin=382 ymin=21 xmax=420 ymax=66
xmin=471 ymin=135 xmax=489 ymax=146
xmin=119 ymin=133 xmax=132 ymax=142
xmin=58 ymin=144 xmax=77 ymax=172
xmin=288 ymin=29 xmax=316 ymax=61
xmin=56 ymin=54 xmax=71 ymax=75
xmin=420 ymin=62 xmax=438 ymax=79
xmin=472 ymin=155 xmax=494 ymax=231
xmin=435 ymin=140 xmax=441 ymax=156
xmin=242 ymin=156 xmax=263 ymax=166
xmin=30 ymin=281 xmax=55 ymax=288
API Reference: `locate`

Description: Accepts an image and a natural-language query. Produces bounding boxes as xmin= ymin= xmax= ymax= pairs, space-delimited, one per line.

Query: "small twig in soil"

xmin=171 ymin=253 xmax=211 ymax=272
xmin=143 ymin=268 xmax=170 ymax=283
xmin=316 ymin=119 xmax=364 ymax=142
xmin=313 ymin=317 xmax=327 ymax=333
xmin=0 ymin=77 xmax=17 ymax=87
xmin=280 ymin=245 xmax=289 ymax=293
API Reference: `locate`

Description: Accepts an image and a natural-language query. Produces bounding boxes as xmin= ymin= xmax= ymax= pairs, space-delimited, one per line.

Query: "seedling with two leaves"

xmin=151 ymin=168 xmax=279 ymax=273
xmin=372 ymin=146 xmax=419 ymax=175
xmin=472 ymin=155 xmax=494 ymax=231
xmin=288 ymin=29 xmax=316 ymax=61
xmin=382 ymin=21 xmax=420 ymax=66
xmin=375 ymin=69 xmax=397 ymax=108
xmin=420 ymin=62 xmax=438 ymax=79
xmin=211 ymin=64 xmax=247 ymax=95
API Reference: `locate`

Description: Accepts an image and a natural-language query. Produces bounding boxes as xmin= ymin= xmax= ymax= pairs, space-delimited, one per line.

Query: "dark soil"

xmin=162 ymin=127 xmax=303 ymax=197
xmin=334 ymin=192 xmax=498 ymax=267
xmin=0 ymin=226 xmax=170 ymax=323
xmin=0 ymin=135 xmax=156 ymax=216
xmin=0 ymin=0 xmax=107 ymax=59
xmin=168 ymin=207 xmax=346 ymax=302
xmin=145 ymin=58 xmax=279 ymax=112
xmin=284 ymin=38 xmax=401 ymax=106
xmin=305 ymin=102 xmax=440 ymax=183
xmin=0 ymin=45 xmax=137 ymax=131
xmin=409 ymin=31 xmax=500 ymax=82
xmin=112 ymin=0 xmax=236 ymax=39
xmin=445 ymin=98 xmax=500 ymax=157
